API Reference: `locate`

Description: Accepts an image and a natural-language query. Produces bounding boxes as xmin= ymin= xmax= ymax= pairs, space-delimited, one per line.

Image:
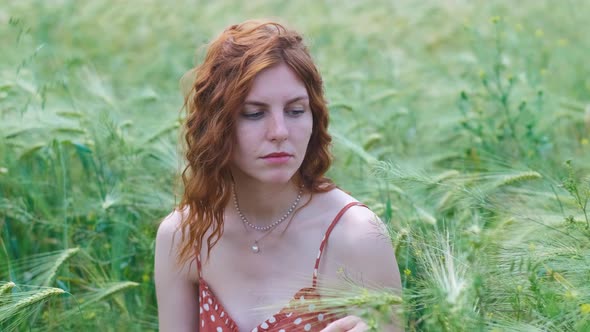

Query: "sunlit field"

xmin=1 ymin=1 xmax=590 ymax=331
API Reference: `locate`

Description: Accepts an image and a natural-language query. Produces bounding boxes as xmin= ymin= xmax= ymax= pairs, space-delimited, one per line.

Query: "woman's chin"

xmin=262 ymin=176 xmax=297 ymax=185
xmin=232 ymin=168 xmax=300 ymax=186
xmin=256 ymin=171 xmax=300 ymax=185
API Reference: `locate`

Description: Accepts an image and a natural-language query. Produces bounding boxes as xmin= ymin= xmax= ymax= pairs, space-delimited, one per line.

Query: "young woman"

xmin=155 ymin=20 xmax=402 ymax=332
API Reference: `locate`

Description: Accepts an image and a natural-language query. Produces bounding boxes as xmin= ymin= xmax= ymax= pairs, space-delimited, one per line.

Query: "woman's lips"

xmin=261 ymin=153 xmax=292 ymax=164
xmin=263 ymin=152 xmax=291 ymax=158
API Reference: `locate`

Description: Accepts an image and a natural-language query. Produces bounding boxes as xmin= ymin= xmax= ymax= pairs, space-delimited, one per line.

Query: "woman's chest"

xmin=197 ymin=231 xmax=330 ymax=330
xmin=198 ymin=280 xmax=338 ymax=332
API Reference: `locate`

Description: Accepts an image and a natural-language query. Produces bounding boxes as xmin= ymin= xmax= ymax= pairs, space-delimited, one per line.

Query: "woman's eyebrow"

xmin=243 ymin=96 xmax=309 ymax=106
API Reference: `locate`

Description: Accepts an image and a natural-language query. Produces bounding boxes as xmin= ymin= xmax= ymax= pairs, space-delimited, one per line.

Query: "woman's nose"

xmin=267 ymin=111 xmax=288 ymax=142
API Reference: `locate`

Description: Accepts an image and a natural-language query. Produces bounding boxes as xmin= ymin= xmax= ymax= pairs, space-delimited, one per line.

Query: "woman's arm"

xmin=155 ymin=211 xmax=199 ymax=332
xmin=322 ymin=206 xmax=404 ymax=332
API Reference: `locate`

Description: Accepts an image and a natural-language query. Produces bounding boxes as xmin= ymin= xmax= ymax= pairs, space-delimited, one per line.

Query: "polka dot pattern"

xmin=196 ymin=202 xmax=366 ymax=332
xmin=197 ymin=278 xmax=238 ymax=332
xmin=198 ymin=280 xmax=339 ymax=332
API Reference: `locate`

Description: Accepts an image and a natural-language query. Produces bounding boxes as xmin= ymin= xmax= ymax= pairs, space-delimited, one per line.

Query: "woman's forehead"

xmin=244 ymin=95 xmax=309 ymax=107
xmin=245 ymin=63 xmax=308 ymax=103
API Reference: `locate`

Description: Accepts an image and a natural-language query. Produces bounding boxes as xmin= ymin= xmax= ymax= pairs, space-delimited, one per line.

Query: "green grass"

xmin=1 ymin=0 xmax=590 ymax=331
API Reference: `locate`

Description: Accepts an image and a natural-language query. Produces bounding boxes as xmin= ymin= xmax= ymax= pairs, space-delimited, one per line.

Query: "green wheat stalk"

xmin=493 ymin=171 xmax=542 ymax=189
xmin=0 ymin=282 xmax=15 ymax=296
xmin=59 ymin=281 xmax=139 ymax=320
xmin=42 ymin=248 xmax=80 ymax=286
xmin=0 ymin=287 xmax=65 ymax=325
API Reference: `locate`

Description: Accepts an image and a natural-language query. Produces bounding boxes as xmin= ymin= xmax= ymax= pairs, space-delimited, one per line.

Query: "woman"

xmin=155 ymin=20 xmax=402 ymax=332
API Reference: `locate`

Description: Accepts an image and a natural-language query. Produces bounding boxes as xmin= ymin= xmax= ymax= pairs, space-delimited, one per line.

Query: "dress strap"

xmin=312 ymin=202 xmax=367 ymax=288
xmin=195 ymin=248 xmax=203 ymax=279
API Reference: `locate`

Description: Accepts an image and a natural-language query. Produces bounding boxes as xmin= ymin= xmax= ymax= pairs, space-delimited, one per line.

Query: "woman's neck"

xmin=230 ymin=179 xmax=304 ymax=228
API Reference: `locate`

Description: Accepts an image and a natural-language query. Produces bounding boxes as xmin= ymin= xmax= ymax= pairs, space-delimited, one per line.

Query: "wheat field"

xmin=1 ymin=1 xmax=590 ymax=331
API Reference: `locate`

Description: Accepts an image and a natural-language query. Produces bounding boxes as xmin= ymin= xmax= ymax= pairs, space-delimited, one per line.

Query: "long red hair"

xmin=177 ymin=20 xmax=335 ymax=266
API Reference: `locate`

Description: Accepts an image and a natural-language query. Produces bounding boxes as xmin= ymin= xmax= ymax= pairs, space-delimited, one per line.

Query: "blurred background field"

xmin=1 ymin=0 xmax=590 ymax=331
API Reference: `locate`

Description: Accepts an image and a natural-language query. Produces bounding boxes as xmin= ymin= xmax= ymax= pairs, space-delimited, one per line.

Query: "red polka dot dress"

xmin=196 ymin=202 xmax=366 ymax=332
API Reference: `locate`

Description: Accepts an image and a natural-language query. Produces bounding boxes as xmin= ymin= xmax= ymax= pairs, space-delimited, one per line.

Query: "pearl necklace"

xmin=233 ymin=186 xmax=303 ymax=253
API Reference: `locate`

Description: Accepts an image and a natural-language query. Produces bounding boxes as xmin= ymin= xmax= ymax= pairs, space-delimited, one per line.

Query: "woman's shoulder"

xmin=156 ymin=209 xmax=187 ymax=252
xmin=155 ymin=208 xmax=198 ymax=282
xmin=312 ymin=188 xmax=387 ymax=244
xmin=315 ymin=188 xmax=377 ymax=224
xmin=320 ymin=189 xmax=401 ymax=288
xmin=324 ymin=189 xmax=385 ymax=239
xmin=154 ymin=208 xmax=200 ymax=330
xmin=157 ymin=210 xmax=183 ymax=238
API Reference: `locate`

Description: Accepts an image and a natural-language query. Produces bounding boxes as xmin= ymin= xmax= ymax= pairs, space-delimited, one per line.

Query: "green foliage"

xmin=1 ymin=0 xmax=590 ymax=331
xmin=0 ymin=284 xmax=65 ymax=331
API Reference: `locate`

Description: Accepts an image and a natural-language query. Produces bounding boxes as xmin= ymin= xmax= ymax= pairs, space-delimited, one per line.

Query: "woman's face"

xmin=230 ymin=62 xmax=313 ymax=185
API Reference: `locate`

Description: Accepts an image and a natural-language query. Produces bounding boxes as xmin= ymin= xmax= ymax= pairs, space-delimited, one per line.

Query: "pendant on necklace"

xmin=251 ymin=241 xmax=260 ymax=254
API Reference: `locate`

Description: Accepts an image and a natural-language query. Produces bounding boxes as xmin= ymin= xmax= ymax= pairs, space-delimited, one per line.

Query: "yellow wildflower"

xmin=490 ymin=16 xmax=501 ymax=24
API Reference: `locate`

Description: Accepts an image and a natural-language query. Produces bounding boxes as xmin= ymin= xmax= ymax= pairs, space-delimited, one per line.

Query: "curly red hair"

xmin=177 ymin=20 xmax=335 ymax=266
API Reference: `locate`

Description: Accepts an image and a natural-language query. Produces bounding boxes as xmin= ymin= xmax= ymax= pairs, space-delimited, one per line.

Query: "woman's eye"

xmin=287 ymin=108 xmax=305 ymax=116
xmin=242 ymin=111 xmax=264 ymax=119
